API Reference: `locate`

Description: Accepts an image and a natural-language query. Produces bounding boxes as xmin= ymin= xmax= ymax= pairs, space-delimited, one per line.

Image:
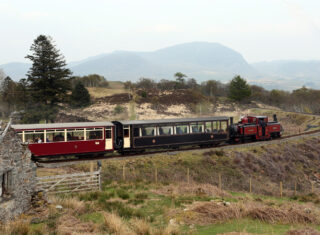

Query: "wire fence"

xmin=101 ymin=164 xmax=319 ymax=197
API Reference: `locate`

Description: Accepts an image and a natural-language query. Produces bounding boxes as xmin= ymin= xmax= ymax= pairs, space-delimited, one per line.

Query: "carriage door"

xmin=105 ymin=127 xmax=113 ymax=150
xmin=123 ymin=125 xmax=130 ymax=148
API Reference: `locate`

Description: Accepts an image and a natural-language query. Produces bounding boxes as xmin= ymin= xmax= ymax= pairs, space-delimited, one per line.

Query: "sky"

xmin=0 ymin=0 xmax=320 ymax=64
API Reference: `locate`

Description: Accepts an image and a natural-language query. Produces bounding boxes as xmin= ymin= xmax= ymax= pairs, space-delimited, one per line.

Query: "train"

xmin=11 ymin=114 xmax=283 ymax=158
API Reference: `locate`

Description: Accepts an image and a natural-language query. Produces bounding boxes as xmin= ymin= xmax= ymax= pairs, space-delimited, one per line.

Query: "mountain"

xmin=70 ymin=42 xmax=257 ymax=81
xmin=0 ymin=62 xmax=30 ymax=80
xmin=1 ymin=42 xmax=320 ymax=90
xmin=251 ymin=60 xmax=320 ymax=90
xmin=0 ymin=42 xmax=256 ymax=82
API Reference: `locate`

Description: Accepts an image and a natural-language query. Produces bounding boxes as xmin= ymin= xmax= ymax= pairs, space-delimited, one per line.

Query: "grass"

xmin=196 ymin=218 xmax=312 ymax=235
xmin=87 ymin=81 xmax=126 ymax=98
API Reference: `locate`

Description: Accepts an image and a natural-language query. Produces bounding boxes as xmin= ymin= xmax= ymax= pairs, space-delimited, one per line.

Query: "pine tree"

xmin=70 ymin=82 xmax=91 ymax=108
xmin=228 ymin=75 xmax=251 ymax=102
xmin=25 ymin=35 xmax=72 ymax=122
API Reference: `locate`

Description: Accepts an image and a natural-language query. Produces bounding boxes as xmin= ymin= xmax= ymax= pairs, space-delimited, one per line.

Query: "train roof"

xmin=11 ymin=121 xmax=114 ymax=130
xmin=116 ymin=116 xmax=229 ymax=125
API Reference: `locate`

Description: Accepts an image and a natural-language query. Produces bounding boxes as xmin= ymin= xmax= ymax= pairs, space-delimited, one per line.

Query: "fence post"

xmin=122 ymin=164 xmax=126 ymax=181
xmin=294 ymin=181 xmax=297 ymax=196
xmin=155 ymin=167 xmax=158 ymax=183
xmin=219 ymin=173 xmax=222 ymax=190
xmin=280 ymin=181 xmax=283 ymax=197
xmin=187 ymin=168 xmax=190 ymax=185
xmin=249 ymin=177 xmax=252 ymax=193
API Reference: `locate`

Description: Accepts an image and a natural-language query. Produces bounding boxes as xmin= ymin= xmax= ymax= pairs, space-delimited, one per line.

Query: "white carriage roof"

xmin=117 ymin=116 xmax=230 ymax=125
xmin=12 ymin=121 xmax=114 ymax=130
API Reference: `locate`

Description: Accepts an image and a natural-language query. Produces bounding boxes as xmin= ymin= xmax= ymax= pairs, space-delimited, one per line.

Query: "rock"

xmin=223 ymin=201 xmax=231 ymax=207
xmin=304 ymin=208 xmax=311 ymax=214
xmin=169 ymin=218 xmax=176 ymax=226
xmin=56 ymin=205 xmax=63 ymax=210
xmin=189 ymin=224 xmax=195 ymax=229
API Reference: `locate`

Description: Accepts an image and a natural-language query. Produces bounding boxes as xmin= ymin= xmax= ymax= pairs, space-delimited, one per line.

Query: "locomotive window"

xmin=86 ymin=128 xmax=103 ymax=140
xmin=213 ymin=121 xmax=219 ymax=133
xmin=133 ymin=128 xmax=139 ymax=137
xmin=205 ymin=122 xmax=212 ymax=133
xmin=106 ymin=129 xmax=112 ymax=139
xmin=176 ymin=125 xmax=189 ymax=134
xmin=141 ymin=127 xmax=155 ymax=136
xmin=25 ymin=131 xmax=44 ymax=144
xmin=159 ymin=126 xmax=173 ymax=135
xmin=46 ymin=129 xmax=65 ymax=142
xmin=66 ymin=129 xmax=85 ymax=141
xmin=220 ymin=121 xmax=227 ymax=133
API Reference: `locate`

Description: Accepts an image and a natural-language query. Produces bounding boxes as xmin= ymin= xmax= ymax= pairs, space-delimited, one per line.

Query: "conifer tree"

xmin=228 ymin=75 xmax=251 ymax=102
xmin=25 ymin=35 xmax=72 ymax=122
xmin=70 ymin=82 xmax=91 ymax=108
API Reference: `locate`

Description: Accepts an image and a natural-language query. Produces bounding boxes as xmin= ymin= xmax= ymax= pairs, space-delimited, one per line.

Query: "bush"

xmin=99 ymin=201 xmax=142 ymax=219
xmin=135 ymin=193 xmax=148 ymax=200
xmin=113 ymin=105 xmax=125 ymax=115
xmin=116 ymin=189 xmax=130 ymax=200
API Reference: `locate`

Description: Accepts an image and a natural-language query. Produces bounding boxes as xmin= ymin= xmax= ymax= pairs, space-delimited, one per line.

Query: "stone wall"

xmin=0 ymin=127 xmax=37 ymax=221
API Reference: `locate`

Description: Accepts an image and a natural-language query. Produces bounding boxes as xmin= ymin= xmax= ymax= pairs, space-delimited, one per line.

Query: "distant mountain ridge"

xmin=1 ymin=42 xmax=320 ymax=90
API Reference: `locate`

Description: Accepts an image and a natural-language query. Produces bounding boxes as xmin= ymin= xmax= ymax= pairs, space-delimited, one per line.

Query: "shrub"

xmin=116 ymin=189 xmax=130 ymax=200
xmin=113 ymin=105 xmax=125 ymax=115
xmin=135 ymin=193 xmax=148 ymax=200
xmin=99 ymin=201 xmax=142 ymax=219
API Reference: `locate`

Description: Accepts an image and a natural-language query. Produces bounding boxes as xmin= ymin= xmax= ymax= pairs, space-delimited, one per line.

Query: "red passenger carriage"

xmin=12 ymin=122 xmax=114 ymax=157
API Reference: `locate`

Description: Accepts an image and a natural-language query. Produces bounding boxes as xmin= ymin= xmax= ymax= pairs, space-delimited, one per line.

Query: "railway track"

xmin=35 ymin=129 xmax=320 ymax=168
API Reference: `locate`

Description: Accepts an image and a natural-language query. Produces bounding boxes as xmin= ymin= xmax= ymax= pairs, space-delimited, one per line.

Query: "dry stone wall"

xmin=0 ymin=127 xmax=37 ymax=221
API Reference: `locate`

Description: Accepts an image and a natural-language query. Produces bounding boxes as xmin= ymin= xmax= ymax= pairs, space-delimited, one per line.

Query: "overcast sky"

xmin=0 ymin=0 xmax=320 ymax=64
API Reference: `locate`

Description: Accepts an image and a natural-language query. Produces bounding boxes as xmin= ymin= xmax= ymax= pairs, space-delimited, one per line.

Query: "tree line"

xmin=125 ymin=73 xmax=320 ymax=114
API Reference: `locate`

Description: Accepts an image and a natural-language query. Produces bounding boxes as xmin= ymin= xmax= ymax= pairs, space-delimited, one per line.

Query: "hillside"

xmin=15 ymin=132 xmax=320 ymax=235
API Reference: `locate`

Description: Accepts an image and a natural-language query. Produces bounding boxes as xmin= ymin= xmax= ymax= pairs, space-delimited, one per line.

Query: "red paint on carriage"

xmin=12 ymin=122 xmax=114 ymax=157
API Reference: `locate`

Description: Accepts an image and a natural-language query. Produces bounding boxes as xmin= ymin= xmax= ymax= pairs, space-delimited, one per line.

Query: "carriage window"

xmin=66 ymin=129 xmax=85 ymax=141
xmin=46 ymin=129 xmax=65 ymax=142
xmin=213 ymin=121 xmax=219 ymax=133
xmin=190 ymin=123 xmax=198 ymax=133
xmin=220 ymin=121 xmax=227 ymax=133
xmin=141 ymin=127 xmax=155 ymax=136
xmin=159 ymin=126 xmax=173 ymax=135
xmin=25 ymin=130 xmax=44 ymax=143
xmin=176 ymin=125 xmax=189 ymax=134
xmin=205 ymin=122 xmax=212 ymax=133
xmin=106 ymin=128 xmax=112 ymax=139
xmin=133 ymin=128 xmax=139 ymax=137
xmin=124 ymin=128 xmax=130 ymax=138
xmin=86 ymin=128 xmax=103 ymax=140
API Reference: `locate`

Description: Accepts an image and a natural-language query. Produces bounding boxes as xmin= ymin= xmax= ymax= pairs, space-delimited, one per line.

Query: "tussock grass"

xmin=50 ymin=196 xmax=87 ymax=214
xmin=6 ymin=221 xmax=30 ymax=235
xmin=182 ymin=200 xmax=320 ymax=226
xmin=103 ymin=212 xmax=133 ymax=235
xmin=130 ymin=218 xmax=152 ymax=235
